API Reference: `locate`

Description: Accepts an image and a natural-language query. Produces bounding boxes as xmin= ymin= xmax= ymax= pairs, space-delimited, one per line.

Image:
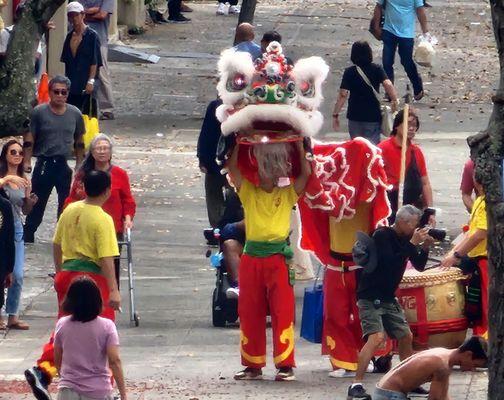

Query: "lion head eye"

xmin=254 ymin=86 xmax=267 ymax=101
xmin=299 ymin=80 xmax=315 ymax=97
xmin=227 ymin=73 xmax=248 ymax=92
xmin=286 ymin=81 xmax=296 ymax=93
xmin=274 ymin=87 xmax=285 ymax=101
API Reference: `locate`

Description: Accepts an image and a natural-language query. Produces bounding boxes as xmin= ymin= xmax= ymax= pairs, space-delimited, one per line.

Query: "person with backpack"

xmin=378 ymin=109 xmax=433 ymax=220
xmin=348 ymin=205 xmax=434 ymax=400
xmin=332 ymin=40 xmax=398 ymax=144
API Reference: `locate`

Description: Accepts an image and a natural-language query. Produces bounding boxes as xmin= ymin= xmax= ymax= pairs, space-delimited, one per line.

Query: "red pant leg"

xmin=238 ymin=254 xmax=268 ymax=368
xmin=265 ymin=255 xmax=295 ymax=368
xmin=322 ymin=268 xmax=361 ymax=371
xmin=473 ymin=258 xmax=489 ymax=338
xmin=37 ymin=271 xmax=115 ymax=376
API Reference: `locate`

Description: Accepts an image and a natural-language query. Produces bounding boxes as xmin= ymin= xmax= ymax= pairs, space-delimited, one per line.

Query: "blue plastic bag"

xmin=300 ymin=283 xmax=323 ymax=343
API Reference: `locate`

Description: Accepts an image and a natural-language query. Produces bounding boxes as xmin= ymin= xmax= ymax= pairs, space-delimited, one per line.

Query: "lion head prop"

xmin=216 ymin=42 xmax=329 ymax=184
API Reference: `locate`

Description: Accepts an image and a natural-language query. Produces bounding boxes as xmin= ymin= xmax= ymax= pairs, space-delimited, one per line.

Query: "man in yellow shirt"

xmin=442 ymin=172 xmax=488 ymax=338
xmin=227 ymin=139 xmax=311 ymax=382
xmin=25 ymin=170 xmax=120 ymax=400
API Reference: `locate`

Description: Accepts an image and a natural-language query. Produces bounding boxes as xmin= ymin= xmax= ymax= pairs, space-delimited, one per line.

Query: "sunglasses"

xmin=9 ymin=149 xmax=24 ymax=157
xmin=52 ymin=89 xmax=68 ymax=96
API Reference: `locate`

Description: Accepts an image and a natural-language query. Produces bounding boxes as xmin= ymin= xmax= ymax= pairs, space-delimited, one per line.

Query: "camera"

xmin=419 ymin=207 xmax=446 ymax=242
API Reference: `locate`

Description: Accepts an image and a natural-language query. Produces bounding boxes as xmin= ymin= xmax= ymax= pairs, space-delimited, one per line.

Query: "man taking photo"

xmin=348 ymin=205 xmax=435 ymax=400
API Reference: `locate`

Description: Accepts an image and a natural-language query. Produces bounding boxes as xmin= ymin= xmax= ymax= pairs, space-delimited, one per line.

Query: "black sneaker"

xmin=168 ymin=14 xmax=191 ymax=23
xmin=408 ymin=386 xmax=429 ymax=397
xmin=25 ymin=367 xmax=51 ymax=400
xmin=347 ymin=384 xmax=371 ymax=400
xmin=275 ymin=367 xmax=295 ymax=381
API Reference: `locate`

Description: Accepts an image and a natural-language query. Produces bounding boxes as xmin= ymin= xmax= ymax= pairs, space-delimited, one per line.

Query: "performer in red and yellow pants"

xmin=323 ymin=204 xmax=391 ymax=372
xmin=37 ymin=262 xmax=115 ymax=375
xmin=322 ymin=261 xmax=362 ymax=371
xmin=473 ymin=257 xmax=488 ymax=338
xmin=239 ymin=250 xmax=295 ymax=369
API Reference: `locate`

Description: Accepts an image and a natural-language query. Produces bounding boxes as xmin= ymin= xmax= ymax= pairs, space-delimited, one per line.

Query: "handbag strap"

xmin=355 ymin=65 xmax=382 ymax=106
xmin=313 ymin=263 xmax=323 ymax=290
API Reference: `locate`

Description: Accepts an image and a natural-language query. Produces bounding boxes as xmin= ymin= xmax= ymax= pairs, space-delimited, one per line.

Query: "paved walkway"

xmin=0 ymin=0 xmax=495 ymax=398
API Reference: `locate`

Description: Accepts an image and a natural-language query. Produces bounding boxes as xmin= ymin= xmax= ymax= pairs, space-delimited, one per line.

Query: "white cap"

xmin=67 ymin=1 xmax=84 ymax=13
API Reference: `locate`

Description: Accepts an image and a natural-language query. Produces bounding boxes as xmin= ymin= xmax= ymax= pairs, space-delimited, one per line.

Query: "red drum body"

xmin=398 ymin=267 xmax=468 ymax=350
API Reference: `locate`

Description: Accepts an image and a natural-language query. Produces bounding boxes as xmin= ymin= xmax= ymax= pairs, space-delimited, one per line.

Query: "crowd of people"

xmin=0 ymin=0 xmax=493 ymax=399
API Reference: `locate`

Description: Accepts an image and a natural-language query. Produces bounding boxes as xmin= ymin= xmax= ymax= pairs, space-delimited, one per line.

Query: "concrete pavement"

xmin=0 ymin=0 xmax=496 ymax=398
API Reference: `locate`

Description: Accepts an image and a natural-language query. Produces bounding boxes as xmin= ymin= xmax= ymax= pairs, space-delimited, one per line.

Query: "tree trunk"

xmin=0 ymin=0 xmax=65 ymax=137
xmin=233 ymin=0 xmax=257 ymax=45
xmin=468 ymin=1 xmax=504 ymax=397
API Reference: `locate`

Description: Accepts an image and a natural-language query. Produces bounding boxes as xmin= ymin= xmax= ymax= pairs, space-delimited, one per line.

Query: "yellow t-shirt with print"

xmin=239 ymin=179 xmax=298 ymax=242
xmin=467 ymin=195 xmax=487 ymax=258
xmin=53 ymin=201 xmax=119 ymax=266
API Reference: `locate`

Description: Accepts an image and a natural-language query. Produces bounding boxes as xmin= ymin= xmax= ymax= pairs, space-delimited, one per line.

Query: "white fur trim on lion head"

xmin=217 ymin=48 xmax=256 ymax=106
xmin=292 ymin=57 xmax=329 ymax=111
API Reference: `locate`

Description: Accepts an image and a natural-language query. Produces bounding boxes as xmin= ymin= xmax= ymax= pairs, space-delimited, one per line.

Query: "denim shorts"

xmin=220 ymin=222 xmax=245 ymax=245
xmin=357 ymin=298 xmax=411 ymax=340
xmin=373 ymin=386 xmax=408 ymax=400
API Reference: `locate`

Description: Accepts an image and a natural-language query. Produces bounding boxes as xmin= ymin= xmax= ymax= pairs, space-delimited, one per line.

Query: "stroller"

xmin=204 ymin=187 xmax=243 ymax=327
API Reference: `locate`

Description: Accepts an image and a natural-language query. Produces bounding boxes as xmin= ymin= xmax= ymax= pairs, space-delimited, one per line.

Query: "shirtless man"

xmin=374 ymin=336 xmax=488 ymax=400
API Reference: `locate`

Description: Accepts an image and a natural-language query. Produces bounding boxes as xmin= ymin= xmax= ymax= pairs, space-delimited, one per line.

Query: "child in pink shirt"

xmin=54 ymin=277 xmax=127 ymax=400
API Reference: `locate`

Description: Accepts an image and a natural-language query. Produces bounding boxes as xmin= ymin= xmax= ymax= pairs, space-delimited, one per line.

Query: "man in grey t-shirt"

xmin=80 ymin=0 xmax=115 ymax=120
xmin=23 ymin=75 xmax=85 ymax=243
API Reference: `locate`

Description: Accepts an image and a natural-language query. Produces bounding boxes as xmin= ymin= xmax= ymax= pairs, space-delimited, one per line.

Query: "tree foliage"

xmin=0 ymin=0 xmax=65 ymax=137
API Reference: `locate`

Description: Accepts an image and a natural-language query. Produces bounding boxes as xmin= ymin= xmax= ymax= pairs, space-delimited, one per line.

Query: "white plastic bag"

xmin=414 ymin=33 xmax=437 ymax=67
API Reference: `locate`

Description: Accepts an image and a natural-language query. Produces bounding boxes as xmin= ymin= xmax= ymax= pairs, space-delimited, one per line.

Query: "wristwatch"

xmin=453 ymin=251 xmax=463 ymax=259
xmin=87 ymin=78 xmax=95 ymax=85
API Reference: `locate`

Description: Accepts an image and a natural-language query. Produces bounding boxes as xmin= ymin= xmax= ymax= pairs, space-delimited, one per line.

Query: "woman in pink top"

xmin=54 ymin=277 xmax=127 ymax=400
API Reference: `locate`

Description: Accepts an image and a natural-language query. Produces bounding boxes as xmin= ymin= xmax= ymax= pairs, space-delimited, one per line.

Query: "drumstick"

xmin=398 ymin=86 xmax=412 ymax=208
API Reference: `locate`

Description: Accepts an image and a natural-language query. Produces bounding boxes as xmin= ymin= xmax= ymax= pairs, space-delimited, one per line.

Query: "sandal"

xmin=99 ymin=111 xmax=115 ymax=121
xmin=7 ymin=320 xmax=30 ymax=330
xmin=233 ymin=367 xmax=263 ymax=380
xmin=414 ymin=90 xmax=424 ymax=101
xmin=0 ymin=320 xmax=6 ymax=330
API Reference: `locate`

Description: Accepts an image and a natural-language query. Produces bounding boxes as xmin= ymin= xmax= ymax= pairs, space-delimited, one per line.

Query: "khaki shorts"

xmin=357 ymin=299 xmax=411 ymax=340
xmin=57 ymin=387 xmax=114 ymax=400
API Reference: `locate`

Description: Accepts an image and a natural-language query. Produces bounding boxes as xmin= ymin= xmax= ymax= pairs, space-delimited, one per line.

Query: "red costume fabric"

xmin=473 ymin=258 xmax=488 ymax=338
xmin=238 ymin=254 xmax=295 ymax=369
xmin=298 ymin=138 xmax=392 ymax=370
xmin=64 ymin=165 xmax=136 ymax=233
xmin=37 ymin=271 xmax=114 ymax=371
xmin=299 ymin=138 xmax=391 ymax=265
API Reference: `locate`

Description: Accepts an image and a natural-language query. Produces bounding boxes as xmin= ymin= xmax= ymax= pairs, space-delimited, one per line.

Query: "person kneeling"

xmin=374 ymin=336 xmax=487 ymax=399
xmin=348 ymin=205 xmax=435 ymax=400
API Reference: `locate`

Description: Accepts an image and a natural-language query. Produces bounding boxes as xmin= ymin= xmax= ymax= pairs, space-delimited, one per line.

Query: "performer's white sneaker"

xmin=328 ymin=369 xmax=356 ymax=378
xmin=216 ymin=3 xmax=227 ymax=15
xmin=228 ymin=5 xmax=240 ymax=14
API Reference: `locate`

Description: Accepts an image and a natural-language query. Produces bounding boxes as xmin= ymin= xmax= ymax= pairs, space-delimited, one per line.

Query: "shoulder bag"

xmin=355 ymin=65 xmax=394 ymax=136
xmin=369 ymin=0 xmax=386 ymax=41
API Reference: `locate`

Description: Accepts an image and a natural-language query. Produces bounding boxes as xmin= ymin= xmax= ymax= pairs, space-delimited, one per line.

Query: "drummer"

xmin=441 ymin=172 xmax=488 ymax=338
xmin=347 ymin=205 xmax=435 ymax=400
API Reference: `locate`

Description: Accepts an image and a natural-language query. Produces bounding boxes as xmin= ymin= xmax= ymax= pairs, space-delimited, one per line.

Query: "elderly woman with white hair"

xmin=64 ymin=133 xmax=136 ymax=286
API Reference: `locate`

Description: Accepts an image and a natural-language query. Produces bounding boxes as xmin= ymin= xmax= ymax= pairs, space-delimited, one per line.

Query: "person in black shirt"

xmin=348 ymin=205 xmax=434 ymax=400
xmin=332 ymin=41 xmax=398 ymax=145
xmin=0 ymin=190 xmax=16 ymax=330
xmin=61 ymin=2 xmax=102 ymax=117
xmin=197 ymin=98 xmax=230 ymax=229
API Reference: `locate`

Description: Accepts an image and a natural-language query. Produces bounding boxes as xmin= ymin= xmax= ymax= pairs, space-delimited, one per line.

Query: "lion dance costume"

xmin=216 ymin=42 xmax=329 ymax=376
xmin=299 ymin=139 xmax=392 ymax=372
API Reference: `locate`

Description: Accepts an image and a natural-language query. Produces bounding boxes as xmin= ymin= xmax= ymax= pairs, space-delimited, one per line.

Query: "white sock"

xmin=351 ymin=383 xmax=363 ymax=389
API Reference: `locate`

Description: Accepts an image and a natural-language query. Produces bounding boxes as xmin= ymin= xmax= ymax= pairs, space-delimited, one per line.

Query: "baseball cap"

xmin=67 ymin=2 xmax=84 ymax=13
